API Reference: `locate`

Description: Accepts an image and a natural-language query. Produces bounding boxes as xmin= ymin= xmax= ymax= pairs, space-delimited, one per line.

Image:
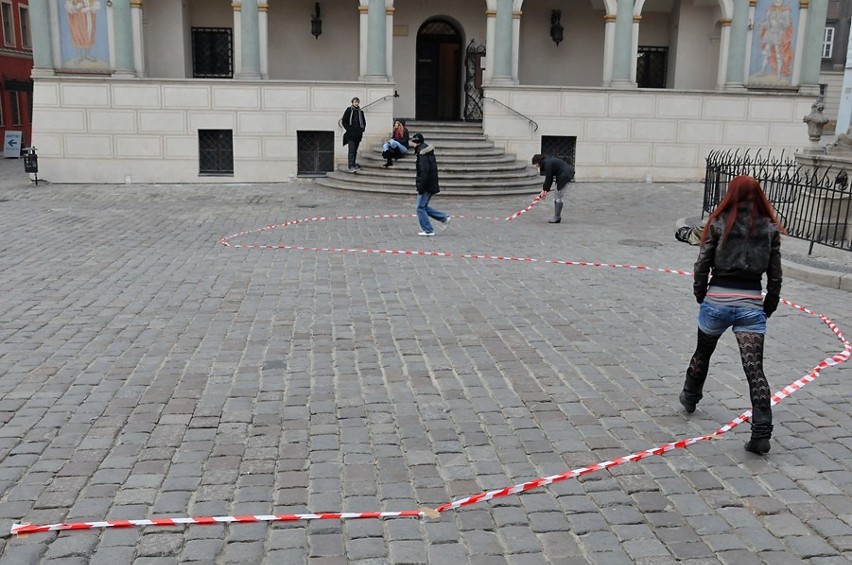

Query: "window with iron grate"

xmin=297 ymin=131 xmax=335 ymax=176
xmin=541 ymin=136 xmax=576 ymax=166
xmin=192 ymin=28 xmax=233 ymax=79
xmin=637 ymin=46 xmax=668 ymax=89
xmin=198 ymin=130 xmax=233 ymax=176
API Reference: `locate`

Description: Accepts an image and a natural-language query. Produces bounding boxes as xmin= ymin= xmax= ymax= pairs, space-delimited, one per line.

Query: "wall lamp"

xmin=311 ymin=3 xmax=322 ymax=39
xmin=550 ymin=10 xmax=564 ymax=46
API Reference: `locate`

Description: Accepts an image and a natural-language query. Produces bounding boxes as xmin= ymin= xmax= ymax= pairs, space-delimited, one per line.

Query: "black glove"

xmin=763 ymin=295 xmax=779 ymax=318
xmin=694 ymin=293 xmax=705 ymax=304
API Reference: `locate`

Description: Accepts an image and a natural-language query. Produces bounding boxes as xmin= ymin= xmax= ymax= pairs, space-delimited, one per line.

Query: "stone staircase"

xmin=315 ymin=121 xmax=541 ymax=196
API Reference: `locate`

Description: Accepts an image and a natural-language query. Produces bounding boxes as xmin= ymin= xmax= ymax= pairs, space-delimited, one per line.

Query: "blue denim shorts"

xmin=697 ymin=301 xmax=767 ymax=336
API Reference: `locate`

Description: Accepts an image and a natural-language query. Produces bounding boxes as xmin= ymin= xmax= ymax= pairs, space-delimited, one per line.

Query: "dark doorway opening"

xmin=416 ymin=19 xmax=462 ymax=121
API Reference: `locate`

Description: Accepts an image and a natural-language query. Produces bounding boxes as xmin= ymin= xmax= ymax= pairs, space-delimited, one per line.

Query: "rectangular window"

xmin=1 ymin=1 xmax=14 ymax=47
xmin=18 ymin=6 xmax=30 ymax=49
xmin=9 ymin=91 xmax=20 ymax=126
xmin=198 ymin=130 xmax=234 ymax=175
xmin=541 ymin=135 xmax=576 ymax=166
xmin=297 ymin=131 xmax=335 ymax=176
xmin=637 ymin=46 xmax=668 ymax=89
xmin=191 ymin=28 xmax=233 ymax=78
xmin=823 ymin=27 xmax=835 ymax=59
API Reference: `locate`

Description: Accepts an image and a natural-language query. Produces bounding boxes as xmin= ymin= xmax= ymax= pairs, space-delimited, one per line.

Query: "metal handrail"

xmin=482 ymin=96 xmax=539 ymax=132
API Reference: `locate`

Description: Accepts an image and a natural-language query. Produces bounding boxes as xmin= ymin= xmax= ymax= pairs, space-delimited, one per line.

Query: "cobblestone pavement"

xmin=0 ymin=159 xmax=850 ymax=564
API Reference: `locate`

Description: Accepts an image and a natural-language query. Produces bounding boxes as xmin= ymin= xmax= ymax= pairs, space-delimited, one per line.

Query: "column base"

xmin=488 ymin=76 xmax=518 ymax=86
xmin=722 ymin=82 xmax=746 ymax=91
xmin=31 ymin=67 xmax=56 ymax=78
xmin=608 ymin=79 xmax=637 ymax=89
xmin=235 ymin=71 xmax=262 ymax=80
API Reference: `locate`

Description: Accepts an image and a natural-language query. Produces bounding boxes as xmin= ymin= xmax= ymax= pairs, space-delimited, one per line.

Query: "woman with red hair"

xmin=681 ymin=175 xmax=784 ymax=455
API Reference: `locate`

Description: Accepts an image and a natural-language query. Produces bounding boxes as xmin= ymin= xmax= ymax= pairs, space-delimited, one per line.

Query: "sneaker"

xmin=439 ymin=216 xmax=451 ymax=231
xmin=417 ymin=231 xmax=435 ymax=237
xmin=348 ymin=167 xmax=357 ymax=173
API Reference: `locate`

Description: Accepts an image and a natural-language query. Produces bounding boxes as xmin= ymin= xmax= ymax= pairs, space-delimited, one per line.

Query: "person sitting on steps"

xmin=382 ymin=119 xmax=410 ymax=167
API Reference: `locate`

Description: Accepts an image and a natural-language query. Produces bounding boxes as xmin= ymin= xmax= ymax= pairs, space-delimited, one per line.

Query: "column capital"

xmin=633 ymin=16 xmax=641 ymax=22
xmin=513 ymin=11 xmax=522 ymax=18
xmin=604 ymin=14 xmax=616 ymax=22
xmin=359 ymin=6 xmax=369 ymax=13
xmin=386 ymin=7 xmax=394 ymax=14
xmin=232 ymin=3 xmax=241 ymax=11
xmin=719 ymin=18 xmax=731 ymax=26
xmin=486 ymin=10 xmax=496 ymax=17
xmin=130 ymin=0 xmax=143 ymax=8
xmin=259 ymin=3 xmax=268 ymax=12
xmin=799 ymin=0 xmax=809 ymax=7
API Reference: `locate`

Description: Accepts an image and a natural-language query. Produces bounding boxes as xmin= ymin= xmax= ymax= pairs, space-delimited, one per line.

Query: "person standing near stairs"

xmin=342 ymin=97 xmax=366 ymax=172
xmin=412 ymin=132 xmax=450 ymax=236
xmin=681 ymin=175 xmax=784 ymax=456
xmin=532 ymin=154 xmax=575 ymax=223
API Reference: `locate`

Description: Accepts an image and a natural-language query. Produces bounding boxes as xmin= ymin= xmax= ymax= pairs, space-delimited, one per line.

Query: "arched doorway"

xmin=416 ymin=19 xmax=462 ymax=121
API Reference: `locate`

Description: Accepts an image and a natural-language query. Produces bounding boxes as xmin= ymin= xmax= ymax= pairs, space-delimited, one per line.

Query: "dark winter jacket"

xmin=342 ymin=105 xmax=366 ymax=145
xmin=693 ymin=203 xmax=783 ymax=314
xmin=415 ymin=143 xmax=439 ymax=195
xmin=540 ymin=157 xmax=575 ymax=191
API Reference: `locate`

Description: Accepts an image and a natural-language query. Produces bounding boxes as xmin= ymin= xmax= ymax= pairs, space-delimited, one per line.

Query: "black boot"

xmin=744 ymin=406 xmax=773 ymax=454
xmin=680 ymin=329 xmax=719 ymax=413
xmin=548 ymin=202 xmax=563 ymax=223
xmin=679 ymin=367 xmax=704 ymax=413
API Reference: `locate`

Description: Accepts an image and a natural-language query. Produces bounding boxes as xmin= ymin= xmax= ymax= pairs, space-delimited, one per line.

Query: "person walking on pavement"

xmin=412 ymin=132 xmax=450 ymax=236
xmin=342 ymin=97 xmax=366 ymax=172
xmin=532 ymin=154 xmax=575 ymax=223
xmin=681 ymin=175 xmax=784 ymax=455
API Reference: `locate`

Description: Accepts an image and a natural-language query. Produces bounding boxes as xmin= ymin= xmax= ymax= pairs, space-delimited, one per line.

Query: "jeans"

xmin=382 ymin=139 xmax=408 ymax=155
xmin=347 ymin=138 xmax=361 ymax=168
xmin=697 ymin=301 xmax=767 ymax=336
xmin=416 ymin=192 xmax=447 ymax=233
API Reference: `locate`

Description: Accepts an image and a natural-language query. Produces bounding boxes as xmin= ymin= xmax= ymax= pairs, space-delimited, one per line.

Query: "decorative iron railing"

xmin=704 ymin=150 xmax=852 ymax=254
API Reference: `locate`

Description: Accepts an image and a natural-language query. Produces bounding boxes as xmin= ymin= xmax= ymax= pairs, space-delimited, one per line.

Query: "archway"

xmin=416 ymin=19 xmax=463 ymax=121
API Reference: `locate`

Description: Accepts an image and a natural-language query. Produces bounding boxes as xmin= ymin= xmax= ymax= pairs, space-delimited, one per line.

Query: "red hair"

xmin=700 ymin=175 xmax=785 ymax=244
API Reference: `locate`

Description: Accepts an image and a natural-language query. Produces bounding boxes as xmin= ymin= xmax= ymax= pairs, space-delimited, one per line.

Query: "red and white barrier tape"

xmin=505 ymin=195 xmax=541 ymax=220
xmin=10 ymin=207 xmax=850 ymax=537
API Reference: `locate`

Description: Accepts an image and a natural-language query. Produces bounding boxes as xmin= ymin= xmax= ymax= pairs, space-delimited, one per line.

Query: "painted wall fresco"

xmin=748 ymin=0 xmax=798 ymax=87
xmin=58 ymin=0 xmax=109 ymax=71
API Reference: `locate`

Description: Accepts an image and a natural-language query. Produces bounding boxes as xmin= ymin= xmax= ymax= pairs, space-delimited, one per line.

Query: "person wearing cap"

xmin=412 ymin=132 xmax=450 ymax=236
xmin=342 ymin=97 xmax=366 ymax=172
xmin=532 ymin=154 xmax=575 ymax=224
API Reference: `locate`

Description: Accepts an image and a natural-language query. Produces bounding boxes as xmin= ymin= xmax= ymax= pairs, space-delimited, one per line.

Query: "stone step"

xmin=316 ymin=174 xmax=539 ymax=196
xmin=322 ymin=121 xmax=538 ymax=196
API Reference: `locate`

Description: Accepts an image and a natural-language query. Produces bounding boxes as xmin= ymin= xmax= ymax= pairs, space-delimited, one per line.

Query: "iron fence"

xmin=704 ymin=150 xmax=852 ymax=254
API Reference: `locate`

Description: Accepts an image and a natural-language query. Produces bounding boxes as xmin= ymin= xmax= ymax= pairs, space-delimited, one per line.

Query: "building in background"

xmin=0 ymin=0 xmax=32 ymax=152
xmin=816 ymin=0 xmax=852 ymax=134
xmin=24 ymin=0 xmax=837 ymax=184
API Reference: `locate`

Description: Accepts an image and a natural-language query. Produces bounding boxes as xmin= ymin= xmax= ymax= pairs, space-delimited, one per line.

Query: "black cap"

xmin=411 ymin=132 xmax=425 ymax=144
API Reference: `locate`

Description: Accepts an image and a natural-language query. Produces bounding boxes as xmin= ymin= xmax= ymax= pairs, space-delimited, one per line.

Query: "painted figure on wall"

xmin=59 ymin=0 xmax=109 ymax=71
xmin=749 ymin=0 xmax=798 ymax=87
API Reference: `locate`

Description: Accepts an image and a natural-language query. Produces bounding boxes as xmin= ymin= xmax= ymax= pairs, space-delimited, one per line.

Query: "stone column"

xmin=792 ymin=0 xmax=809 ymax=85
xmin=237 ymin=0 xmax=261 ymax=79
xmin=630 ymin=15 xmax=640 ymax=84
xmin=112 ymin=0 xmax=135 ymax=76
xmin=800 ymin=0 xmax=829 ymax=94
xmin=724 ymin=0 xmax=749 ymax=89
xmin=386 ymin=1 xmax=394 ymax=82
xmin=259 ymin=2 xmax=269 ymax=79
xmin=511 ymin=3 xmax=521 ymax=83
xmin=365 ymin=0 xmax=387 ymax=80
xmin=28 ymin=0 xmax=54 ymax=75
xmin=602 ymin=14 xmax=616 ymax=85
xmin=131 ymin=0 xmax=145 ymax=76
xmin=717 ymin=19 xmax=731 ymax=88
xmin=359 ymin=2 xmax=368 ymax=79
xmin=484 ymin=3 xmax=496 ymax=83
xmin=491 ymin=0 xmax=514 ymax=84
xmin=233 ymin=2 xmax=242 ymax=77
xmin=611 ymin=0 xmax=636 ymax=87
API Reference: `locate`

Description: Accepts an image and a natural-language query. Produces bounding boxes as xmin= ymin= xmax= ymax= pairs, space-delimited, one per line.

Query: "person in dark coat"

xmin=342 ymin=97 xmax=366 ymax=172
xmin=532 ymin=154 xmax=575 ymax=223
xmin=683 ymin=175 xmax=784 ymax=455
xmin=412 ymin=132 xmax=450 ymax=236
xmin=381 ymin=119 xmax=409 ymax=167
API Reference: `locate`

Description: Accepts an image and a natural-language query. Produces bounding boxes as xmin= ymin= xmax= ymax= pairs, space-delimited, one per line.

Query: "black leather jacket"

xmin=693 ymin=205 xmax=782 ymax=313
